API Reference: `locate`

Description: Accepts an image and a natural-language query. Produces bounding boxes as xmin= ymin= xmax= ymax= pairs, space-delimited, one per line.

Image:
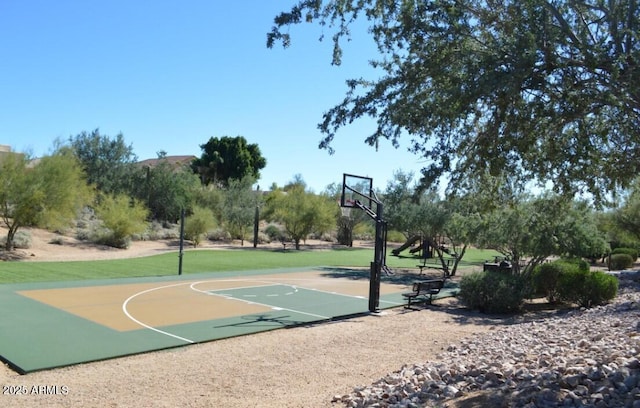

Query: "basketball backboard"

xmin=341 ymin=173 xmax=374 ymax=210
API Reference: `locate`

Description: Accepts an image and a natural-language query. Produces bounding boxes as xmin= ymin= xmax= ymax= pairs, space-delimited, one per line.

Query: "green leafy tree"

xmin=95 ymin=194 xmax=149 ymax=249
xmin=383 ymin=171 xmax=479 ymax=276
xmin=324 ymin=181 xmax=369 ymax=247
xmin=555 ymin=200 xmax=609 ymax=261
xmin=269 ymin=1 xmax=640 ymax=202
xmin=68 ymin=129 xmax=138 ymax=195
xmin=264 ymin=184 xmax=335 ymax=249
xmin=192 ymin=136 xmax=266 ymax=187
xmin=442 ymin=204 xmax=483 ymax=276
xmin=477 ymin=194 xmax=607 ymax=275
xmin=0 ymin=149 xmax=93 ymax=251
xmin=193 ymin=185 xmax=224 ymax=222
xmin=184 ymin=206 xmax=216 ymax=247
xmin=220 ymin=176 xmax=261 ymax=245
xmin=131 ymin=156 xmax=202 ymax=223
xmin=611 ymin=178 xmax=640 ymax=244
xmin=381 ymin=171 xmax=422 ymax=238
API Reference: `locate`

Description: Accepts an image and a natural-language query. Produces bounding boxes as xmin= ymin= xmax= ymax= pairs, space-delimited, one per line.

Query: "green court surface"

xmin=0 ymin=267 xmax=459 ymax=374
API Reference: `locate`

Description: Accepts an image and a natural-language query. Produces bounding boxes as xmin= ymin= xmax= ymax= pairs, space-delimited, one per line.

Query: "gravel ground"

xmin=335 ymin=272 xmax=640 ymax=408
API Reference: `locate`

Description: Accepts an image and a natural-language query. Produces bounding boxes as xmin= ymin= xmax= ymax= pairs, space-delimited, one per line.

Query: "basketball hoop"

xmin=340 ymin=206 xmax=352 ymax=217
xmin=340 ymin=172 xmax=385 ymax=313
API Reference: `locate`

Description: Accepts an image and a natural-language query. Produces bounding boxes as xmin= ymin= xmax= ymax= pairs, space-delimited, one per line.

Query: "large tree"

xmin=68 ymin=129 xmax=138 ymax=196
xmin=0 ymin=149 xmax=93 ymax=251
xmin=192 ymin=136 xmax=267 ymax=187
xmin=264 ymin=184 xmax=335 ymax=249
xmin=383 ymin=171 xmax=479 ymax=276
xmin=269 ymin=0 xmax=640 ymax=202
xmin=476 ymin=194 xmax=607 ymax=274
xmin=131 ymin=154 xmax=202 ymax=223
xmin=220 ymin=176 xmax=262 ymax=245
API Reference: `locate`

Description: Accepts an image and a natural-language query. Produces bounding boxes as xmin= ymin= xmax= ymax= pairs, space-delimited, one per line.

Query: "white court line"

xmin=209 ymin=278 xmax=405 ymax=306
xmin=191 ymin=281 xmax=299 ymax=297
xmin=190 ymin=280 xmax=331 ymax=320
xmin=194 ymin=282 xmax=282 ymax=292
xmin=123 ymin=277 xmax=394 ymax=343
xmin=254 ymin=277 xmax=407 ymax=306
xmin=121 ymin=279 xmax=258 ymax=342
xmin=122 ymin=282 xmax=196 ymax=344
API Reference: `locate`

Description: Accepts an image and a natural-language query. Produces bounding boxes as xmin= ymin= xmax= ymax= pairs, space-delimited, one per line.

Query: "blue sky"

xmin=0 ymin=1 xmax=427 ymax=192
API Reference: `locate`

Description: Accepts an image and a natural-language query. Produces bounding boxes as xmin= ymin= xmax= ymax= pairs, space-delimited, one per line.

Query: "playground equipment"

xmin=391 ymin=235 xmax=422 ymax=256
xmin=391 ymin=236 xmax=435 ymax=258
xmin=340 ymin=173 xmax=390 ymax=313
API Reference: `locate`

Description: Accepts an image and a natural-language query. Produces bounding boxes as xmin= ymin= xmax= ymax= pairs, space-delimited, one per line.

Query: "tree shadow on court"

xmin=213 ymin=314 xmax=308 ymax=329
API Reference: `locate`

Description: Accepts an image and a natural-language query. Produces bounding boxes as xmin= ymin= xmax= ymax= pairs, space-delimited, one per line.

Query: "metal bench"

xmin=402 ymin=279 xmax=445 ymax=309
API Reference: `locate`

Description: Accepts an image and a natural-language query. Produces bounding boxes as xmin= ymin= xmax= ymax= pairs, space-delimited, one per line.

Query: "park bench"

xmin=402 ymin=279 xmax=445 ymax=309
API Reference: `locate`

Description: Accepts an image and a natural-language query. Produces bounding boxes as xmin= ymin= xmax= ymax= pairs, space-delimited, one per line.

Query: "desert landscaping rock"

xmin=334 ymin=272 xmax=640 ymax=407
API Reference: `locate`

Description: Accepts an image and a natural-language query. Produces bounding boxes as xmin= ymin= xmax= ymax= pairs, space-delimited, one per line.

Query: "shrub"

xmin=558 ymin=269 xmax=618 ymax=307
xmin=459 ymin=271 xmax=529 ymax=314
xmin=531 ymin=262 xmax=567 ymax=303
xmin=184 ymin=206 xmax=216 ymax=247
xmin=95 ymin=194 xmax=149 ymax=248
xmin=556 ymin=257 xmax=590 ymax=272
xmin=75 ymin=229 xmax=91 ymax=241
xmin=264 ymin=224 xmax=282 ymax=241
xmin=611 ymin=247 xmax=638 ymax=262
xmin=610 ymin=240 xmax=640 ymax=255
xmin=93 ymin=229 xmax=130 ymax=249
xmin=532 ymin=258 xmax=594 ymax=303
xmin=208 ymin=228 xmax=231 ymax=242
xmin=386 ymin=230 xmax=406 ymax=243
xmin=145 ymin=221 xmax=180 ymax=240
xmin=257 ymin=231 xmax=271 ymax=244
xmin=584 ymin=272 xmax=619 ymax=306
xmin=49 ymin=237 xmax=65 ymax=245
xmin=610 ymin=253 xmax=634 ymax=270
xmin=353 ymin=223 xmax=374 ymax=241
xmin=263 ymin=224 xmax=292 ymax=242
xmin=0 ymin=231 xmax=32 ymax=249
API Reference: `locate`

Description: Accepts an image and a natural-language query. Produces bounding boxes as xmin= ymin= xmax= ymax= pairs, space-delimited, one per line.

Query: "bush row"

xmin=460 ymin=259 xmax=619 ymax=313
xmin=611 ymin=246 xmax=638 ymax=261
xmin=532 ymin=259 xmax=619 ymax=307
xmin=610 ymin=253 xmax=634 ymax=270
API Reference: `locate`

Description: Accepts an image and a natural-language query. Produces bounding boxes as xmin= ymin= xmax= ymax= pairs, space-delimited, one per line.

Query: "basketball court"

xmin=0 ymin=267 xmax=457 ymax=374
xmin=0 ymin=174 xmax=461 ymax=374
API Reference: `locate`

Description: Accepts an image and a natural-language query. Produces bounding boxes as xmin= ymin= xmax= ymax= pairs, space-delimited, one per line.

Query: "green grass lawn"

xmin=0 ymin=246 xmax=500 ymax=285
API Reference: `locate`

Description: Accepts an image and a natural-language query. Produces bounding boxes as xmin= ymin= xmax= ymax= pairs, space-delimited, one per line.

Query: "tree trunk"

xmin=5 ymin=225 xmax=17 ymax=251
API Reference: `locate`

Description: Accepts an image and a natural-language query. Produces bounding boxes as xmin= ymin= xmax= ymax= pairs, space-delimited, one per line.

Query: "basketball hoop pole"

xmin=369 ymin=200 xmax=385 ymax=313
xmin=347 ymin=190 xmax=385 ymax=313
